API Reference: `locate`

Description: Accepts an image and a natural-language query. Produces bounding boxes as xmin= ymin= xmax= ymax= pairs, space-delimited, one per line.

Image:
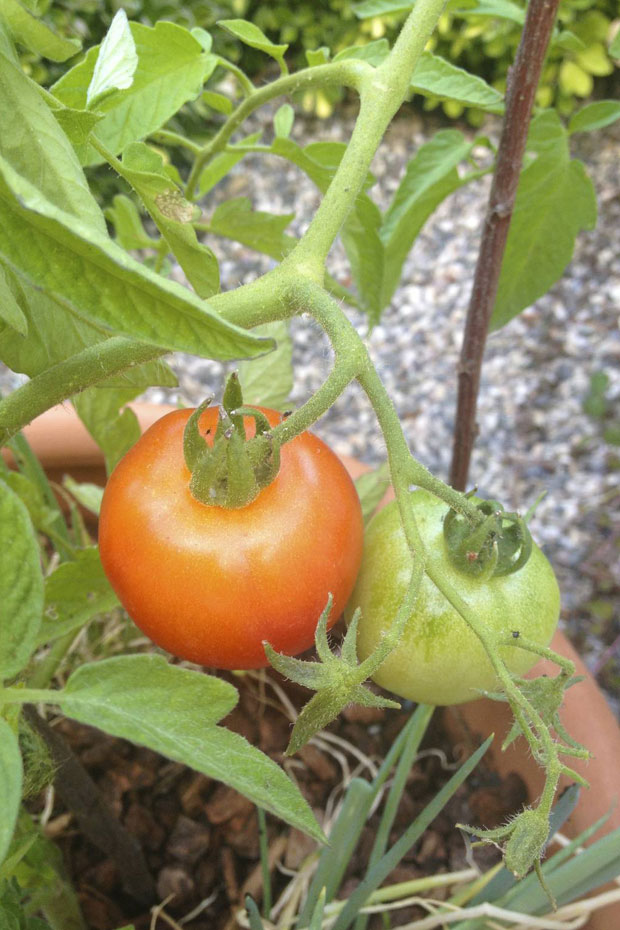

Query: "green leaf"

xmin=355 ymin=463 xmax=391 ymax=524
xmin=218 ymin=19 xmax=288 ymax=64
xmin=411 ymin=52 xmax=504 ymax=113
xmin=2 ymin=472 xmax=58 ymax=535
xmin=610 ymin=29 xmax=620 ymax=59
xmin=0 ymin=262 xmax=27 ymax=334
xmin=453 ymin=0 xmax=524 ymax=24
xmin=62 ymin=477 xmax=104 ymax=516
xmin=380 ymin=130 xmax=474 ymax=310
xmin=353 ymin=0 xmax=413 ymax=18
xmin=202 ymin=89 xmax=233 ymax=114
xmin=198 ymin=130 xmax=261 ymax=196
xmin=72 ymin=387 xmax=141 ymax=474
xmin=237 ymin=321 xmax=293 ymax=409
xmin=553 ymin=29 xmax=586 ymax=52
xmin=333 ymin=39 xmax=390 ymax=67
xmin=55 ymin=655 xmax=325 ymax=843
xmin=0 ymin=479 xmax=43 ymax=682
xmin=492 ymin=115 xmax=597 ymax=330
xmin=38 ymin=547 xmax=118 ymax=646
xmin=105 ymin=194 xmax=156 ymax=250
xmin=306 ymin=47 xmax=330 ymax=67
xmin=52 ymin=21 xmax=217 ymax=166
xmin=0 ymin=157 xmax=271 ymax=360
xmin=119 ymin=142 xmax=219 ymax=298
xmin=274 ymin=103 xmax=294 ymax=138
xmin=0 ymin=49 xmax=105 ymax=234
xmin=568 ymin=99 xmax=620 ymax=134
xmin=190 ymin=26 xmax=212 ymax=52
xmin=0 ymin=0 xmax=80 ymax=61
xmin=0 ymin=720 xmax=22 ymax=866
xmin=209 ymin=197 xmax=294 ymax=260
xmin=0 ymin=268 xmax=175 ymax=394
xmin=51 ymin=106 xmax=103 ymax=146
xmin=86 ymin=9 xmax=137 ymax=106
xmin=340 ymin=193 xmax=384 ymax=322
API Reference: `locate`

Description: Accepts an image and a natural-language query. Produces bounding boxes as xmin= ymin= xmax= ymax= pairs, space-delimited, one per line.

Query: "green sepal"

xmin=443 ymin=494 xmax=533 ymax=579
xmin=265 ymin=597 xmax=399 ymax=756
xmin=181 ymin=376 xmax=282 ymax=509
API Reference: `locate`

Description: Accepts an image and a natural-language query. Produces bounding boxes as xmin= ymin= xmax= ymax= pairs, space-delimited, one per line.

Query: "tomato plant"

xmin=349 ymin=490 xmax=560 ymax=705
xmin=98 ymin=406 xmax=364 ymax=669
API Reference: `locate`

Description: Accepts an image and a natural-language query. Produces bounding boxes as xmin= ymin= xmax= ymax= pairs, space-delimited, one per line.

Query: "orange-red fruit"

xmin=99 ymin=407 xmax=364 ymax=669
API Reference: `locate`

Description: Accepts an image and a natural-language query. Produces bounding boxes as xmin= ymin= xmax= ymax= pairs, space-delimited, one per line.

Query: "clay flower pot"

xmin=6 ymin=402 xmax=620 ymax=928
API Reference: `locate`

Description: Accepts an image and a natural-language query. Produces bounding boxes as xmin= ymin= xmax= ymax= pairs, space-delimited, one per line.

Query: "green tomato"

xmin=349 ymin=490 xmax=560 ymax=706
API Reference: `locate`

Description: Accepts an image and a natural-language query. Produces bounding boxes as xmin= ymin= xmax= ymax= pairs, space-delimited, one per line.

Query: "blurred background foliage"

xmin=21 ymin=0 xmax=620 ymax=123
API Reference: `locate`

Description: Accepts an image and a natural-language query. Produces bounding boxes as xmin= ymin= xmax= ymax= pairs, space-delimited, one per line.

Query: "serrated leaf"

xmin=0 ymin=719 xmax=22 ymax=865
xmin=379 ymin=130 xmax=474 ymax=310
xmin=333 ymin=39 xmax=390 ymax=67
xmin=492 ymin=115 xmax=597 ymax=330
xmin=218 ymin=18 xmax=288 ymax=63
xmin=119 ymin=142 xmax=219 ymax=298
xmin=38 ymin=547 xmax=118 ymax=646
xmin=86 ymin=9 xmax=137 ymax=106
xmin=0 ymin=157 xmax=271 ymax=361
xmin=411 ymin=52 xmax=504 ymax=112
xmin=237 ymin=321 xmax=293 ymax=409
xmin=198 ymin=131 xmax=261 ymax=196
xmin=0 ymin=479 xmax=43 ymax=681
xmin=209 ymin=197 xmax=294 ymax=260
xmin=2 ymin=472 xmax=58 ymax=534
xmin=53 ymin=21 xmax=217 ymax=166
xmin=54 ymin=655 xmax=325 ymax=843
xmin=353 ymin=0 xmax=413 ymax=18
xmin=0 ymin=48 xmax=105 ymax=234
xmin=0 ymin=0 xmax=81 ymax=61
xmin=0 ymin=262 xmax=27 ymax=334
xmin=274 ymin=103 xmax=294 ymax=138
xmin=569 ymin=99 xmax=620 ymax=134
xmin=202 ymin=89 xmax=233 ymax=114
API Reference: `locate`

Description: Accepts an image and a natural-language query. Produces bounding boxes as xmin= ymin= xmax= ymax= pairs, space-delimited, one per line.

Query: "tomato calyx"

xmin=183 ymin=374 xmax=280 ymax=508
xmin=443 ymin=492 xmax=532 ymax=579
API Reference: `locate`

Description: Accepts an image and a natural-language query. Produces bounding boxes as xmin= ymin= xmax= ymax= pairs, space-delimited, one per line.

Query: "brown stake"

xmin=449 ymin=0 xmax=561 ymax=491
xmin=24 ymin=706 xmax=157 ymax=906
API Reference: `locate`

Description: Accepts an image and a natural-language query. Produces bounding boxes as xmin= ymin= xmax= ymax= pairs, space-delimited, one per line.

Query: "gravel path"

xmin=3 ymin=108 xmax=618 ymax=706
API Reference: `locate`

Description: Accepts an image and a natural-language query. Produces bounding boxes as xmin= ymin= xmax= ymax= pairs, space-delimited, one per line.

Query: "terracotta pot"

xmin=6 ymin=402 xmax=620 ymax=928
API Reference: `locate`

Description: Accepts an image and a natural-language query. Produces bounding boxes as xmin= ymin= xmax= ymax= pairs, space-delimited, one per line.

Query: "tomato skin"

xmin=348 ymin=490 xmax=560 ymax=706
xmin=99 ymin=407 xmax=364 ymax=670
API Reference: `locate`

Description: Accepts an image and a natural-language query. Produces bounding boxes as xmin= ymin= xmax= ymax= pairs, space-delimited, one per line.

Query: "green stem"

xmin=0 ymin=687 xmax=58 ymax=706
xmin=0 ymin=337 xmax=164 ymax=448
xmin=184 ymin=60 xmax=371 ymax=200
xmin=214 ymin=56 xmax=255 ymax=98
xmin=149 ymin=129 xmax=202 ymax=155
xmin=288 ymin=0 xmax=448 ymax=270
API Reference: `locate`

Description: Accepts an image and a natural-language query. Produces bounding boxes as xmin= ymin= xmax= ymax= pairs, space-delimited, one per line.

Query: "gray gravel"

xmin=3 ymin=107 xmax=619 ymax=702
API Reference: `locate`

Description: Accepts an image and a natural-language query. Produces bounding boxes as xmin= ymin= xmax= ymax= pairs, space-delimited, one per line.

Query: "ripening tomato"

xmin=99 ymin=407 xmax=364 ymax=670
xmin=348 ymin=490 xmax=560 ymax=705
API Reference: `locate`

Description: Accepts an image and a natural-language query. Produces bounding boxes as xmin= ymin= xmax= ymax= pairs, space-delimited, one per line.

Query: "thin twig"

xmin=449 ymin=0 xmax=561 ymax=491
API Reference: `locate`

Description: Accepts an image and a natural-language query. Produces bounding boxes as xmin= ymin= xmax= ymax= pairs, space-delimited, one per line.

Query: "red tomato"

xmin=99 ymin=407 xmax=364 ymax=669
